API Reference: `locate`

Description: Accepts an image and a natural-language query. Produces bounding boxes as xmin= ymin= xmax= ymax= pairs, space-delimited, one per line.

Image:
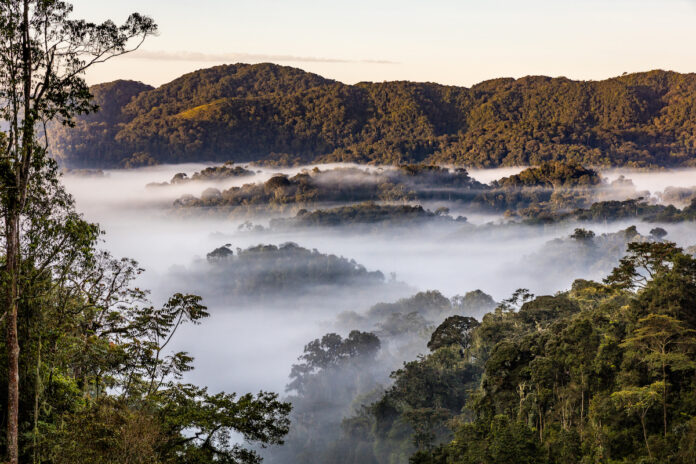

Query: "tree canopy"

xmin=48 ymin=65 xmax=696 ymax=169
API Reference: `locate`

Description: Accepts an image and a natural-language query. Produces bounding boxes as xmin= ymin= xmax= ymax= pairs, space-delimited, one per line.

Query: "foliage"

xmin=427 ymin=316 xmax=479 ymax=353
xmin=172 ymin=165 xmax=483 ymax=214
xmin=0 ymin=2 xmax=157 ymax=461
xmin=147 ymin=162 xmax=255 ymax=187
xmin=184 ymin=242 xmax=388 ymax=300
xmin=267 ymin=331 xmax=382 ymax=464
xmin=269 ymin=202 xmax=465 ymax=229
xmin=322 ymin=242 xmax=696 ymax=464
xmin=525 ymin=226 xmax=654 ymax=283
xmin=522 ymin=197 xmax=696 ymax=224
xmin=48 ymin=65 xmax=696 ymax=169
xmin=165 ymin=161 xmax=696 ymax=225
xmin=0 ymin=188 xmax=292 ymax=462
xmin=0 ymin=6 xmax=292 ymax=459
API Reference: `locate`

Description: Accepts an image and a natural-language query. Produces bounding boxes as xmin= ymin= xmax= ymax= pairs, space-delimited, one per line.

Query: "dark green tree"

xmin=427 ymin=316 xmax=479 ymax=353
xmin=605 ymin=241 xmax=682 ymax=290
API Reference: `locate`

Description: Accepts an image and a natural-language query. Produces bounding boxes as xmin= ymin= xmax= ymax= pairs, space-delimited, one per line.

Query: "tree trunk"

xmin=33 ymin=335 xmax=41 ymax=464
xmin=6 ymin=3 xmax=33 ymax=462
xmin=6 ymin=214 xmax=20 ymax=464
xmin=641 ymin=413 xmax=652 ymax=459
xmin=580 ymin=387 xmax=585 ymax=430
xmin=662 ymin=360 xmax=668 ymax=438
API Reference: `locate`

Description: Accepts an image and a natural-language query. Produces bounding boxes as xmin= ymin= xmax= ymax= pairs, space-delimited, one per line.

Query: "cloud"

xmin=127 ymin=50 xmax=397 ymax=65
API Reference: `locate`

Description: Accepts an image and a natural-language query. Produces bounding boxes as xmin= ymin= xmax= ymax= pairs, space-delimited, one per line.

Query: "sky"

xmin=73 ymin=0 xmax=696 ymax=88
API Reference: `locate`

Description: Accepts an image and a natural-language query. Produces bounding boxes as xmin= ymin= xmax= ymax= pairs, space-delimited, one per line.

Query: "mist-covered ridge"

xmin=129 ymin=161 xmax=696 ymax=226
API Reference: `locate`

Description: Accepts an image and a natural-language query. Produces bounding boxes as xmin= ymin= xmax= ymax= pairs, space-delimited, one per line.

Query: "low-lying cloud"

xmin=60 ymin=163 xmax=696 ymax=404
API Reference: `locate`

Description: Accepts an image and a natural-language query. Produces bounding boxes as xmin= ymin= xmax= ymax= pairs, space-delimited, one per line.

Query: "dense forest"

xmin=272 ymin=241 xmax=696 ymax=464
xmin=0 ymin=167 xmax=292 ymax=462
xmin=49 ymin=64 xmax=696 ymax=169
xmin=147 ymin=162 xmax=256 ymax=187
xmin=164 ymin=161 xmax=696 ymax=225
xmin=268 ymin=203 xmax=465 ymax=229
xmin=170 ymin=164 xmax=484 ymax=214
xmin=268 ymin=290 xmax=497 ymax=464
xmin=521 ymin=197 xmax=696 ymax=224
xmin=0 ymin=3 xmax=296 ymax=463
xmin=187 ymin=242 xmax=393 ymax=301
xmin=8 ymin=2 xmax=696 ymax=464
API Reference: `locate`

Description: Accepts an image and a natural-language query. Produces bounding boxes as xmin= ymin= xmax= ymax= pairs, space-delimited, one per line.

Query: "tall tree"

xmin=427 ymin=315 xmax=479 ymax=353
xmin=604 ymin=241 xmax=682 ymax=290
xmin=0 ymin=2 xmax=155 ymax=462
xmin=621 ymin=314 xmax=696 ymax=437
xmin=611 ymin=382 xmax=664 ymax=459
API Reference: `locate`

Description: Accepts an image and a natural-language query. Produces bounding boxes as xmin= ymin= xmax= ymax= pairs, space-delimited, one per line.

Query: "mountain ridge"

xmin=50 ymin=63 xmax=696 ymax=168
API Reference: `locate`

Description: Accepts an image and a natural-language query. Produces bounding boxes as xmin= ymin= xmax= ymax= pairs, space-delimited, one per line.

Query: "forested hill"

xmin=50 ymin=63 xmax=696 ymax=168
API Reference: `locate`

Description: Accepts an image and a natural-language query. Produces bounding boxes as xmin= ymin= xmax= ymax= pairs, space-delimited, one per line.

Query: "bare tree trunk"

xmin=6 ymin=214 xmax=20 ymax=464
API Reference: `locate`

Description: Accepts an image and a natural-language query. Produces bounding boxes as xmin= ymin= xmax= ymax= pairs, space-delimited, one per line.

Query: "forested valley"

xmin=53 ymin=158 xmax=696 ymax=464
xmin=3 ymin=1 xmax=696 ymax=464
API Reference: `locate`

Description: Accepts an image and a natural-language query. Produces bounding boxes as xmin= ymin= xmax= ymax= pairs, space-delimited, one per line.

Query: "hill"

xmin=49 ymin=64 xmax=696 ymax=168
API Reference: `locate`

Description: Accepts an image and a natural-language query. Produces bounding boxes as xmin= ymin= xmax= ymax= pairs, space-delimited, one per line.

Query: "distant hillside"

xmin=51 ymin=79 xmax=154 ymax=167
xmin=49 ymin=64 xmax=696 ymax=168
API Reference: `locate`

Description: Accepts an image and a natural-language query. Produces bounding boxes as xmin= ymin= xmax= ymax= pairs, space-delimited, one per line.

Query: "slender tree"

xmin=0 ymin=3 xmax=155 ymax=462
xmin=611 ymin=382 xmax=663 ymax=459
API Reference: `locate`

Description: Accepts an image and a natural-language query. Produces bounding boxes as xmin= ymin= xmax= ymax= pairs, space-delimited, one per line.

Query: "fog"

xmin=61 ymin=163 xmax=696 ymax=461
xmin=603 ymin=168 xmax=696 ymax=196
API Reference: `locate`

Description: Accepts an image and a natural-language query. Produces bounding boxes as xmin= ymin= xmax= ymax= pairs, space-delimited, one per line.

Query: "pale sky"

xmin=73 ymin=0 xmax=696 ymax=88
